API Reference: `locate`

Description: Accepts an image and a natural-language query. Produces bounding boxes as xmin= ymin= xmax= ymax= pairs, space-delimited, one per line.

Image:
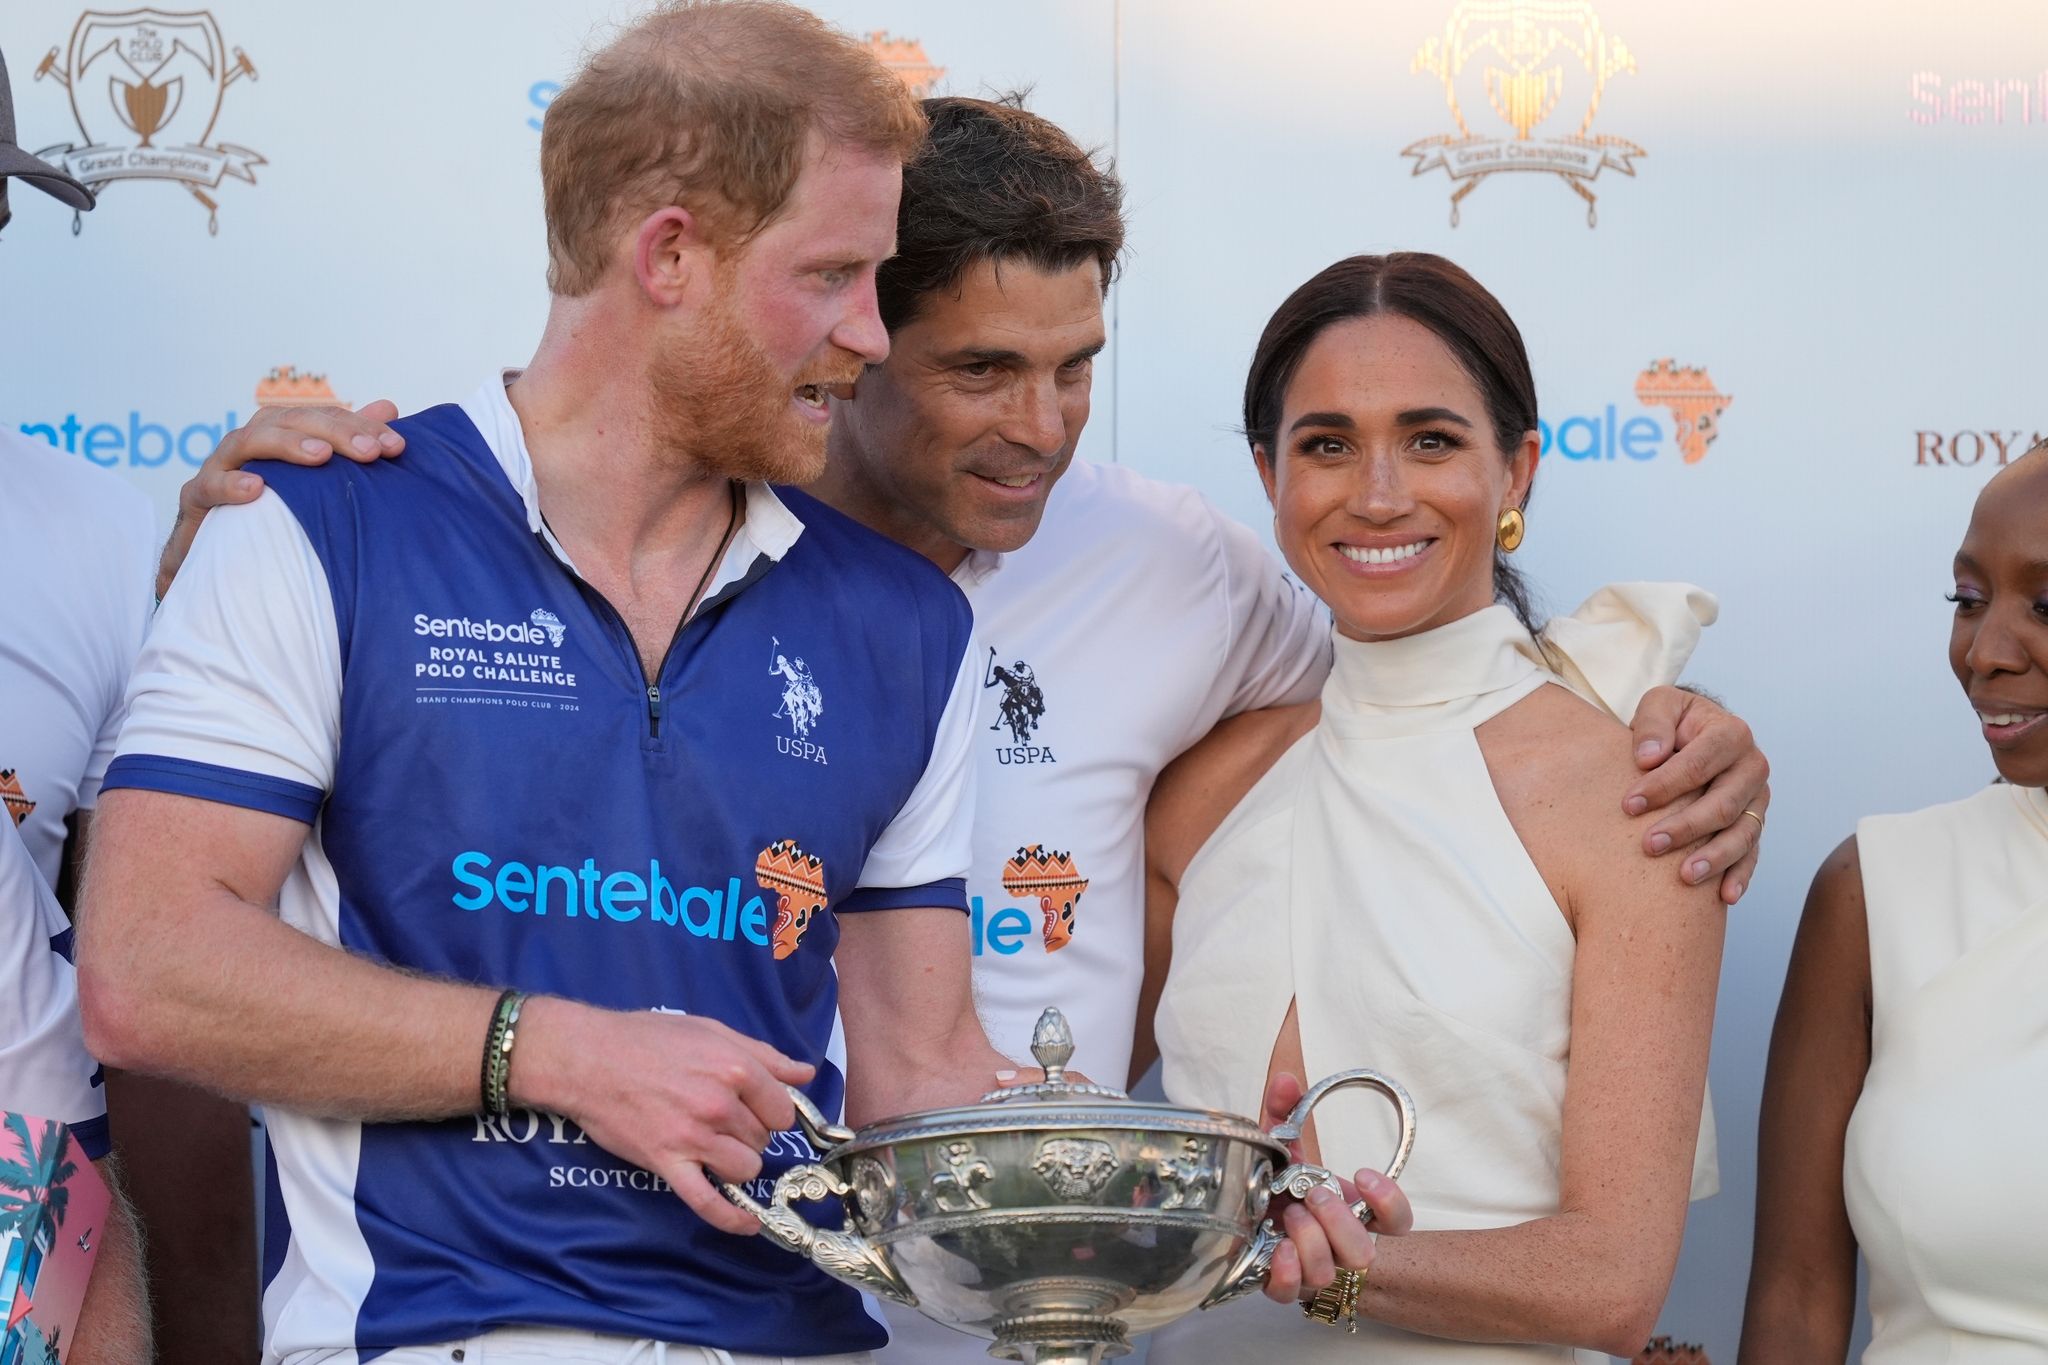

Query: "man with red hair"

xmin=81 ymin=7 xmax=1034 ymax=1361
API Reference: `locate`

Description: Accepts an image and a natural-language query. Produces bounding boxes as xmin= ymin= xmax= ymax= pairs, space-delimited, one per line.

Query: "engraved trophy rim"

xmin=827 ymin=1097 xmax=1287 ymax=1164
xmin=829 ymin=1005 xmax=1287 ymax=1161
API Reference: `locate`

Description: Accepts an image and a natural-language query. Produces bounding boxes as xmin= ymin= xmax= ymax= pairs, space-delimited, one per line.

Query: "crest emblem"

xmin=1402 ymin=0 xmax=1642 ymax=226
xmin=33 ymin=9 xmax=263 ymax=233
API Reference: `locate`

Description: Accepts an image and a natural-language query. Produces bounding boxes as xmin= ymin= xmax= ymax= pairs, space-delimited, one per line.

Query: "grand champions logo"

xmin=1402 ymin=0 xmax=1643 ymax=226
xmin=33 ymin=8 xmax=263 ymax=234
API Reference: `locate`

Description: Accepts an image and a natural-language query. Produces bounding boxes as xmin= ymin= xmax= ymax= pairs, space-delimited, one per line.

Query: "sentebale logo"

xmin=33 ymin=8 xmax=264 ymax=234
xmin=414 ymin=612 xmax=559 ymax=647
xmin=1632 ymin=360 xmax=1732 ymax=464
xmin=1403 ymin=0 xmax=1643 ymax=226
xmin=1536 ymin=360 xmax=1732 ymax=466
xmin=450 ymin=851 xmax=773 ymax=945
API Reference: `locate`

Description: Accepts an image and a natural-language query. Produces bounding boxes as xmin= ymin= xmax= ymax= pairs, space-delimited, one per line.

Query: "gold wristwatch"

xmin=1302 ymin=1266 xmax=1364 ymax=1331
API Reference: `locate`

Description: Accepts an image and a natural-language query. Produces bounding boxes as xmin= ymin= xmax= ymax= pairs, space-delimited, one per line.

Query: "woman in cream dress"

xmin=1738 ymin=449 xmax=2048 ymax=1361
xmin=1136 ymin=254 xmax=1729 ymax=1361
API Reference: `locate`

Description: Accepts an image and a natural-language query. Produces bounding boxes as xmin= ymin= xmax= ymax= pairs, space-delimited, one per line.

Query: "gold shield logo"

xmin=1402 ymin=0 xmax=1643 ymax=226
xmin=33 ymin=9 xmax=263 ymax=234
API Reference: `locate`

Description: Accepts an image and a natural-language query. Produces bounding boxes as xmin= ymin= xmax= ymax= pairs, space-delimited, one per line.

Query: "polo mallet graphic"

xmin=179 ymin=47 xmax=258 ymax=232
xmin=34 ymin=38 xmax=259 ymax=234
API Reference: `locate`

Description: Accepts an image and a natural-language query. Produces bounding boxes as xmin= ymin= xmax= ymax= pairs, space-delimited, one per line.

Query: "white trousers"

xmin=290 ymin=1325 xmax=875 ymax=1365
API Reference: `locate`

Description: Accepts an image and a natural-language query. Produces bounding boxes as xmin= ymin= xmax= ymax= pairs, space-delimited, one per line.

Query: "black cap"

xmin=0 ymin=44 xmax=96 ymax=233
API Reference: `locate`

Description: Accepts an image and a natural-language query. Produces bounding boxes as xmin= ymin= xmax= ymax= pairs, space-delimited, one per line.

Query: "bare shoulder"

xmin=1478 ymin=683 xmax=1720 ymax=925
xmin=1477 ymin=681 xmax=1639 ymax=822
xmin=1147 ymin=701 xmax=1319 ymax=887
xmin=1809 ymin=834 xmax=1865 ymax=913
xmin=1792 ymin=835 xmax=1869 ymax=998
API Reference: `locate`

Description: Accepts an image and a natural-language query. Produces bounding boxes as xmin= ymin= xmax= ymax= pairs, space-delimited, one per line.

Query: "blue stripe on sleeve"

xmin=837 ymin=877 xmax=968 ymax=915
xmin=102 ymin=754 xmax=325 ymax=824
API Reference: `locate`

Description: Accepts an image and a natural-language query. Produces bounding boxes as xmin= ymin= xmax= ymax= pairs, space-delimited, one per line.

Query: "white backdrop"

xmin=5 ymin=1 xmax=2044 ymax=1359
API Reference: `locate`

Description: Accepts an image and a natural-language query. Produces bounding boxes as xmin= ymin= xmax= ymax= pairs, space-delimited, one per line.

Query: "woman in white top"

xmin=1739 ymin=448 xmax=2048 ymax=1361
xmin=1136 ymin=253 xmax=1729 ymax=1360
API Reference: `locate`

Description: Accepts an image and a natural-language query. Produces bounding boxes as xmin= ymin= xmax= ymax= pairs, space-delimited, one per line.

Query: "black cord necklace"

xmin=685 ymin=479 xmax=745 ymax=622
xmin=539 ymin=477 xmax=743 ymax=630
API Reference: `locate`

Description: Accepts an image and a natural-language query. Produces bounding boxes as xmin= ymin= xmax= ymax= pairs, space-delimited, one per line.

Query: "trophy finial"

xmin=1030 ymin=1008 xmax=1075 ymax=1083
xmin=980 ymin=1006 xmax=1126 ymax=1102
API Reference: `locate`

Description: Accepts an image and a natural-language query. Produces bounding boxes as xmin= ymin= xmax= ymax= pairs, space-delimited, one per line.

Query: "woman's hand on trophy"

xmin=1265 ymin=1169 xmax=1412 ymax=1304
xmin=156 ymin=398 xmax=405 ymax=599
xmin=1257 ymin=1070 xmax=1414 ymax=1304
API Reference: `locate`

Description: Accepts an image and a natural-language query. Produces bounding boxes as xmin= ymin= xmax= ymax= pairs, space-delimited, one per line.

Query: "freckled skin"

xmin=1254 ymin=314 xmax=1535 ymax=644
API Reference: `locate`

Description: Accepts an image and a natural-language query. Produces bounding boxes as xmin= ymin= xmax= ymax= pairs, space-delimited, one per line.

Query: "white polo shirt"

xmin=0 ymin=813 xmax=110 ymax=1159
xmin=0 ymin=426 xmax=156 ymax=888
xmin=953 ymin=458 xmax=1329 ymax=1084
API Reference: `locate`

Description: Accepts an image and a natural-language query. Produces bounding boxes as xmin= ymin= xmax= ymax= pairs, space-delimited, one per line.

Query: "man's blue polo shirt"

xmin=104 ymin=377 xmax=978 ymax=1360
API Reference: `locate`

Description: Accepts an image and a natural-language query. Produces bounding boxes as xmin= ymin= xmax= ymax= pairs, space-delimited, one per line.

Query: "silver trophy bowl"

xmin=720 ymin=1008 xmax=1416 ymax=1365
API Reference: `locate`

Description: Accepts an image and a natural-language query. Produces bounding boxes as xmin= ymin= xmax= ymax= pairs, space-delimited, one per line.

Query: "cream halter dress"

xmin=1148 ymin=587 xmax=1719 ymax=1365
xmin=1845 ymin=781 xmax=2048 ymax=1361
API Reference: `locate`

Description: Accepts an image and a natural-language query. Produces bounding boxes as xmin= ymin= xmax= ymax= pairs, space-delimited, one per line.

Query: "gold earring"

xmin=1496 ymin=507 xmax=1526 ymax=553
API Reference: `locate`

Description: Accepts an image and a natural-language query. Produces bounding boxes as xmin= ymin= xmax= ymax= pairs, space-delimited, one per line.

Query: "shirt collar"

xmin=949 ymin=547 xmax=1006 ymax=591
xmin=460 ymin=370 xmax=804 ymax=592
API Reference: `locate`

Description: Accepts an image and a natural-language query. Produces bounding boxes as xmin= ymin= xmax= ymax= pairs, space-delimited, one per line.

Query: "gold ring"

xmin=1741 ymin=809 xmax=1765 ymax=833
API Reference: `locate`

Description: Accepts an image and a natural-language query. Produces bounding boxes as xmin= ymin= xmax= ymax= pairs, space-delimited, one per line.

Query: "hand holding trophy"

xmin=718 ymin=1008 xmax=1416 ymax=1365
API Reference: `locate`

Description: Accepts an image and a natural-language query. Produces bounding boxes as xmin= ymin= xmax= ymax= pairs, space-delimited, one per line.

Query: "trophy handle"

xmin=1200 ymin=1068 xmax=1418 ymax=1313
xmin=715 ymin=1086 xmax=917 ymax=1306
xmin=1198 ymin=1217 xmax=1284 ymax=1311
xmin=784 ymin=1082 xmax=857 ymax=1153
xmin=1267 ymin=1067 xmax=1417 ymax=1223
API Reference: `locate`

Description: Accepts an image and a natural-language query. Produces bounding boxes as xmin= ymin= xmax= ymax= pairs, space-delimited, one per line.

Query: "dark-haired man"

xmin=158 ymin=89 xmax=1766 ymax=1360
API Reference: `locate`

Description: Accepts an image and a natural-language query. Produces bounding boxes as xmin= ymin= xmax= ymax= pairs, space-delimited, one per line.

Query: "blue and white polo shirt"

xmin=104 ymin=376 xmax=979 ymax=1361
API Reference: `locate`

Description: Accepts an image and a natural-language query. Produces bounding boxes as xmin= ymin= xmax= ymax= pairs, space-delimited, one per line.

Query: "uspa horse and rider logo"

xmin=33 ymin=9 xmax=263 ymax=233
xmin=985 ymin=647 xmax=1053 ymax=766
xmin=769 ymin=637 xmax=826 ymax=765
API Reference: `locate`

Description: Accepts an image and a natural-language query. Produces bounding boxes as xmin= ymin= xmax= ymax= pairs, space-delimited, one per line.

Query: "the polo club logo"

xmin=34 ymin=9 xmax=263 ymax=234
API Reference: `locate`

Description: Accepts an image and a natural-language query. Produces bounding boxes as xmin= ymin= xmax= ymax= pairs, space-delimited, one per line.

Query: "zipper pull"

xmin=647 ymin=684 xmax=663 ymax=738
